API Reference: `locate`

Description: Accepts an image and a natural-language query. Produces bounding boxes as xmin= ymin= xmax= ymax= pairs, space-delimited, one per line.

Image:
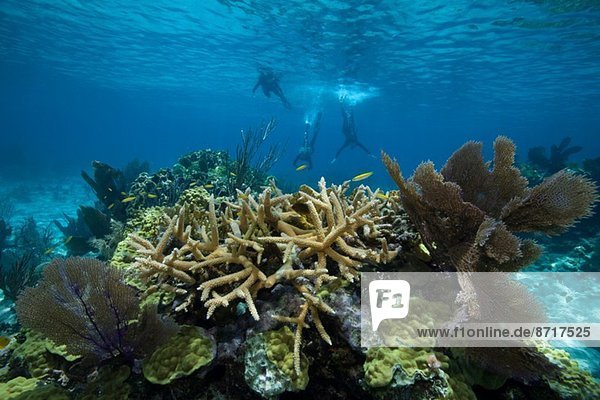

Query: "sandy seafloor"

xmin=1 ymin=172 xmax=599 ymax=379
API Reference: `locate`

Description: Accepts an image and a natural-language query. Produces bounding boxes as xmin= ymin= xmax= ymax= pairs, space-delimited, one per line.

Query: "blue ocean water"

xmin=0 ymin=0 xmax=599 ymax=395
xmin=1 ymin=0 xmax=599 ymax=183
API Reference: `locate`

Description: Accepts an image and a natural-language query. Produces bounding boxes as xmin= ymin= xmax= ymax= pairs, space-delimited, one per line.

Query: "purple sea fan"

xmin=16 ymin=257 xmax=177 ymax=363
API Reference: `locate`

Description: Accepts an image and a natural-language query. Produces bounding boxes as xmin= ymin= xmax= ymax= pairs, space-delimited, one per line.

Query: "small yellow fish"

xmin=0 ymin=336 xmax=10 ymax=349
xmin=351 ymin=171 xmax=373 ymax=182
xmin=204 ymin=184 xmax=214 ymax=189
xmin=229 ymin=172 xmax=237 ymax=177
xmin=375 ymin=192 xmax=388 ymax=200
xmin=108 ymin=203 xmax=115 ymax=209
xmin=107 ymin=187 xmax=113 ymax=192
xmin=121 ymin=196 xmax=136 ymax=203
xmin=121 ymin=192 xmax=128 ymax=196
xmin=295 ymin=164 xmax=308 ymax=171
xmin=147 ymin=193 xmax=157 ymax=199
xmin=44 ymin=247 xmax=55 ymax=255
xmin=64 ymin=236 xmax=73 ymax=244
xmin=189 ymin=181 xmax=197 ymax=187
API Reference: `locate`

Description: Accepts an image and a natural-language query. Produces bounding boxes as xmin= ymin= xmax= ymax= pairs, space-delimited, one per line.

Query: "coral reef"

xmin=54 ymin=210 xmax=95 ymax=256
xmin=127 ymin=168 xmax=189 ymax=211
xmin=15 ymin=257 xmax=178 ymax=363
xmin=128 ymin=178 xmax=404 ymax=375
xmin=81 ymin=160 xmax=128 ymax=221
xmin=2 ymin=136 xmax=597 ymax=399
xmin=173 ymin=149 xmax=229 ymax=190
xmin=89 ymin=220 xmax=126 ymax=261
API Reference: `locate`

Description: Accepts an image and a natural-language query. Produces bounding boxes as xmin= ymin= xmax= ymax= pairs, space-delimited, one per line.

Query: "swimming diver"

xmin=331 ymin=101 xmax=373 ymax=163
xmin=293 ymin=111 xmax=322 ymax=170
xmin=252 ymin=67 xmax=292 ymax=109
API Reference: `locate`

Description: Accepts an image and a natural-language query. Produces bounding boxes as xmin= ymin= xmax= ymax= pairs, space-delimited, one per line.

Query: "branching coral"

xmin=129 ymin=178 xmax=401 ymax=374
xmin=382 ymin=136 xmax=598 ymax=273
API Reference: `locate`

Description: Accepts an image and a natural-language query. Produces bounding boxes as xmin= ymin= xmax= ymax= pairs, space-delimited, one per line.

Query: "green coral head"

xmin=142 ymin=325 xmax=215 ymax=385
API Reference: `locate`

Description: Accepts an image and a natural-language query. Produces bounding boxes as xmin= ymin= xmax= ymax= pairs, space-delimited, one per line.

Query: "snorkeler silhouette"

xmin=293 ymin=111 xmax=322 ymax=170
xmin=253 ymin=67 xmax=292 ymax=109
xmin=331 ymin=100 xmax=373 ymax=164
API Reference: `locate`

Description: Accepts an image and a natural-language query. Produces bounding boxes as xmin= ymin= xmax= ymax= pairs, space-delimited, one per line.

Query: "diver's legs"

xmin=355 ymin=141 xmax=373 ymax=157
xmin=331 ymin=141 xmax=350 ymax=164
xmin=278 ymin=94 xmax=291 ymax=109
xmin=272 ymin=85 xmax=291 ymax=109
xmin=293 ymin=154 xmax=302 ymax=166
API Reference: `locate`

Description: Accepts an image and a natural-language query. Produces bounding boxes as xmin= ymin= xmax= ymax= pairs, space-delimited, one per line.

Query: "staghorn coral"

xmin=15 ymin=257 xmax=178 ymax=363
xmin=129 ymin=178 xmax=403 ymax=375
xmin=382 ymin=136 xmax=598 ymax=273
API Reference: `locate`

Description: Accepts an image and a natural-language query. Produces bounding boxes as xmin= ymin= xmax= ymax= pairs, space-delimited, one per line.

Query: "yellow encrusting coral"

xmin=0 ymin=376 xmax=69 ymax=400
xmin=142 ymin=325 xmax=215 ymax=385
xmin=9 ymin=331 xmax=80 ymax=379
xmin=0 ymin=377 xmax=39 ymax=399
xmin=537 ymin=345 xmax=600 ymax=400
xmin=363 ymin=347 xmax=476 ymax=399
xmin=264 ymin=326 xmax=309 ymax=391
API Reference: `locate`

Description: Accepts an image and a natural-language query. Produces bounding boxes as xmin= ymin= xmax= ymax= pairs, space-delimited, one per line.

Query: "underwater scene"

xmin=1 ymin=0 xmax=599 ymax=399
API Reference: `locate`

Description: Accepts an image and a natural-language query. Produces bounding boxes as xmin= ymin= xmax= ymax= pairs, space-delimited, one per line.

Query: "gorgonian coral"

xmin=15 ymin=257 xmax=178 ymax=363
xmin=382 ymin=136 xmax=598 ymax=273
